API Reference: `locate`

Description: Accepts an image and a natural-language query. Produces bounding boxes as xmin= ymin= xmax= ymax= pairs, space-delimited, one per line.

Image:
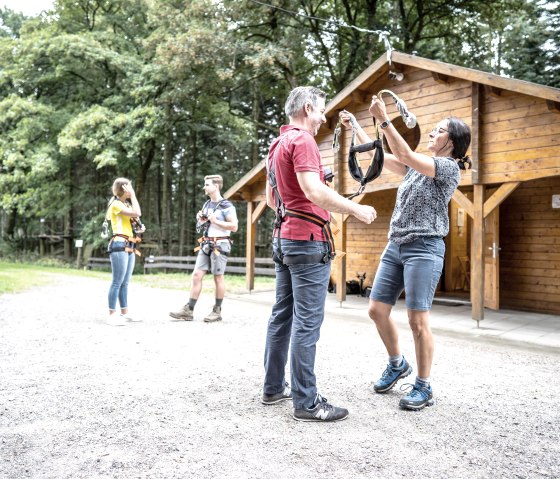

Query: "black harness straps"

xmin=267 ymin=135 xmax=335 ymax=265
xmin=334 ymin=116 xmax=384 ymax=199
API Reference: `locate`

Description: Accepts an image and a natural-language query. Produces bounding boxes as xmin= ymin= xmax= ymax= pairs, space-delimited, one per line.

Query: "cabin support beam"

xmin=334 ymin=131 xmax=347 ymax=303
xmin=245 ymin=200 xmax=267 ymax=292
xmin=471 ymin=185 xmax=485 ymax=323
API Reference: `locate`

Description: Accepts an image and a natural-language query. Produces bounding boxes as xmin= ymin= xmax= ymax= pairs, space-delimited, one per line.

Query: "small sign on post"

xmin=552 ymin=195 xmax=560 ymax=209
xmin=75 ymin=239 xmax=84 ymax=268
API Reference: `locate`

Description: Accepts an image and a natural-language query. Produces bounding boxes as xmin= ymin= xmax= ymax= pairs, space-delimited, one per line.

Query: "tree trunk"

xmin=162 ymin=104 xmax=173 ymax=253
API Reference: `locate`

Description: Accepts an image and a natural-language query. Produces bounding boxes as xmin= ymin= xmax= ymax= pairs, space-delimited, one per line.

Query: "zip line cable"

xmin=247 ymin=0 xmax=392 ymax=51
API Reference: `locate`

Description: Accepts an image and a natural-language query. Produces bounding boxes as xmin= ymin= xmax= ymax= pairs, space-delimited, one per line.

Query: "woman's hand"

xmin=369 ymin=95 xmax=388 ymax=122
xmin=339 ymin=110 xmax=356 ymax=129
xmin=122 ymin=183 xmax=136 ymax=198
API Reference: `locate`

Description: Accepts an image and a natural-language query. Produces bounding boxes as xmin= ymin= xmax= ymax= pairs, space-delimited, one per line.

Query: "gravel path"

xmin=0 ymin=275 xmax=559 ymax=479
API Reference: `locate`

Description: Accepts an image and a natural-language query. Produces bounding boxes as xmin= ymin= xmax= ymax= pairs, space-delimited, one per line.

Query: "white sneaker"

xmin=106 ymin=314 xmax=127 ymax=326
xmin=121 ymin=314 xmax=142 ymax=323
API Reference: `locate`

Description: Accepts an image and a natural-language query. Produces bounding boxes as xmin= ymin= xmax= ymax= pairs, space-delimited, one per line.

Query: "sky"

xmin=0 ymin=0 xmax=54 ymax=16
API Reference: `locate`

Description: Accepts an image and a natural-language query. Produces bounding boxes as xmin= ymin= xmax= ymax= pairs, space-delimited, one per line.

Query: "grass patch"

xmin=0 ymin=261 xmax=275 ymax=295
xmin=130 ymin=271 xmax=276 ymax=294
xmin=0 ymin=261 xmax=108 ymax=294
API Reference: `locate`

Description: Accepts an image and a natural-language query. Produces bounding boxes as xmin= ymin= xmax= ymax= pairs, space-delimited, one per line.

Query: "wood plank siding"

xmin=226 ymin=52 xmax=560 ymax=319
xmin=480 ymin=91 xmax=560 ymax=183
xmin=317 ymin=66 xmax=474 ymax=198
xmin=500 ymin=177 xmax=560 ymax=314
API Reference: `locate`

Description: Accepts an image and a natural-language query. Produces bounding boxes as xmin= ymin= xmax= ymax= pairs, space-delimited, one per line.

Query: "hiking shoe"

xmin=204 ymin=305 xmax=222 ymax=323
xmin=106 ymin=314 xmax=127 ymax=326
xmin=373 ymin=357 xmax=413 ymax=393
xmin=399 ymin=383 xmax=434 ymax=410
xmin=261 ymin=383 xmax=292 ymax=405
xmin=169 ymin=304 xmax=194 ymax=321
xmin=293 ymin=394 xmax=349 ymax=422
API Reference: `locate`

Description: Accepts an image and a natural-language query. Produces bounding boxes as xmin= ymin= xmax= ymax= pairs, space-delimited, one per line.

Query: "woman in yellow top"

xmin=106 ymin=178 xmax=143 ymax=326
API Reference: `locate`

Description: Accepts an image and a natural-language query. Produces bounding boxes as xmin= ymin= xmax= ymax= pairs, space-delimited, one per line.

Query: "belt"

xmin=282 ymin=253 xmax=330 ymax=265
xmin=202 ymin=236 xmax=231 ymax=242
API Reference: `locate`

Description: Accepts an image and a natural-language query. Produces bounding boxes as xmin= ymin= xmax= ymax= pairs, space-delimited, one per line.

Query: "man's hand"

xmin=353 ymin=204 xmax=377 ymax=224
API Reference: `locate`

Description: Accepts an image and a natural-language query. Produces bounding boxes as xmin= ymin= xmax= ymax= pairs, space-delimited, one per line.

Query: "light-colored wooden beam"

xmin=483 ymin=182 xmax=521 ymax=218
xmin=471 ymin=83 xmax=481 ymax=184
xmin=245 ymin=202 xmax=256 ymax=292
xmin=452 ymin=190 xmax=474 ymax=218
xmin=471 ymin=185 xmax=485 ymax=322
xmin=334 ymin=131 xmax=347 ymax=303
xmin=251 ymin=200 xmax=268 ymax=224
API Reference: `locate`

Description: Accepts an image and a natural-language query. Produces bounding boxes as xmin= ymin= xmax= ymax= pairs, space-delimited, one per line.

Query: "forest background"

xmin=0 ymin=0 xmax=558 ymax=261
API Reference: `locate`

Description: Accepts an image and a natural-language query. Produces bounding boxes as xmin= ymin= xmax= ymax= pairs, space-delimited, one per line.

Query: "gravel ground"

xmin=0 ymin=275 xmax=559 ymax=479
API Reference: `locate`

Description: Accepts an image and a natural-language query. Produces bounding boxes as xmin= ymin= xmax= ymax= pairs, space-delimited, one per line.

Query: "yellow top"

xmin=108 ymin=199 xmax=133 ymax=238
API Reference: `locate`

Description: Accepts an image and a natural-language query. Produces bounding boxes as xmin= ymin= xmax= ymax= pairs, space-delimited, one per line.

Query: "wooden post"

xmin=333 ymin=120 xmax=346 ymax=304
xmin=471 ymin=185 xmax=485 ymax=323
xmin=471 ymin=83 xmax=481 ymax=184
xmin=246 ymin=200 xmax=268 ymax=293
xmin=246 ymin=201 xmax=256 ymax=292
xmin=75 ymin=239 xmax=83 ymax=268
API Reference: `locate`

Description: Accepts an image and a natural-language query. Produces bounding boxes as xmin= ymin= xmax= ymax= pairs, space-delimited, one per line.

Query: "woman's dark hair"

xmin=446 ymin=117 xmax=472 ymax=170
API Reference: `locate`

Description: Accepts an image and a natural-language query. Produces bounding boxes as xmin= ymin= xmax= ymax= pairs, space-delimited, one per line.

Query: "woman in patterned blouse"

xmin=340 ymin=96 xmax=471 ymax=410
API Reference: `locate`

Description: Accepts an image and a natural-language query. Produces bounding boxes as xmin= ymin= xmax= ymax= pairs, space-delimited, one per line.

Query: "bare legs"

xmin=368 ymin=300 xmax=433 ymax=378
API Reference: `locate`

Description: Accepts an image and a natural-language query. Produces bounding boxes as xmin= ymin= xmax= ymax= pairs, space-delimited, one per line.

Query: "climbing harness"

xmin=333 ymin=114 xmax=384 ymax=199
xmin=194 ymin=199 xmax=232 ymax=256
xmin=196 ymin=199 xmax=226 ymax=234
xmin=332 ymin=89 xmax=417 ymax=199
xmin=267 ymin=134 xmax=335 ymax=265
xmin=104 ymin=197 xmax=145 ymax=256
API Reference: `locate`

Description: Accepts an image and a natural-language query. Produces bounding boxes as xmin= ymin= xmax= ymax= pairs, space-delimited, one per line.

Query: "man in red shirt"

xmin=261 ymin=86 xmax=377 ymax=422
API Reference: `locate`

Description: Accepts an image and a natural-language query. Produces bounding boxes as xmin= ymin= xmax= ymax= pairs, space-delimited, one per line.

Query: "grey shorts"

xmin=370 ymin=238 xmax=445 ymax=311
xmin=194 ymin=240 xmax=231 ymax=275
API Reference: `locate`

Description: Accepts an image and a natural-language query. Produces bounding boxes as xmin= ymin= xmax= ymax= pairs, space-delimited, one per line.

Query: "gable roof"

xmin=326 ymin=51 xmax=560 ymax=117
xmin=225 ymin=51 xmax=560 ymax=201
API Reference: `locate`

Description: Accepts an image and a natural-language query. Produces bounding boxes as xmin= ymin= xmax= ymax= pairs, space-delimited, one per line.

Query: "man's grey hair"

xmin=284 ymin=86 xmax=327 ymax=119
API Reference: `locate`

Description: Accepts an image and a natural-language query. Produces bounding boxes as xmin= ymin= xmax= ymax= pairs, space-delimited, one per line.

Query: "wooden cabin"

xmin=225 ymin=52 xmax=560 ymax=320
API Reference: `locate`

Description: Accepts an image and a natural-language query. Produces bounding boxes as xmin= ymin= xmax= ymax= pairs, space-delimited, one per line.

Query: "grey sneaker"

xmin=204 ymin=305 xmax=222 ymax=323
xmin=373 ymin=357 xmax=413 ymax=393
xmin=169 ymin=304 xmax=194 ymax=321
xmin=293 ymin=394 xmax=349 ymax=422
xmin=261 ymin=383 xmax=292 ymax=405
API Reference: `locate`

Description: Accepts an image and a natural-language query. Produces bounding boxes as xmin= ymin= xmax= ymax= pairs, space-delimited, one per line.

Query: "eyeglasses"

xmin=430 ymin=127 xmax=448 ymax=135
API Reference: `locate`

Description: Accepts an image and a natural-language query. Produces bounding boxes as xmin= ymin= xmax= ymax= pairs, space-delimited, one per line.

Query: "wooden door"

xmin=484 ymin=207 xmax=500 ymax=310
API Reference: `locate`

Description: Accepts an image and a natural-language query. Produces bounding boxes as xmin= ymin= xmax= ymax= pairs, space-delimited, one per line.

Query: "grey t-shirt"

xmin=389 ymin=157 xmax=460 ymax=245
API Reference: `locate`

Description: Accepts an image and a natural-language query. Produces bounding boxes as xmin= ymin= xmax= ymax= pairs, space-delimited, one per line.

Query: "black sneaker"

xmin=261 ymin=383 xmax=292 ymax=405
xmin=293 ymin=394 xmax=349 ymax=422
xmin=373 ymin=357 xmax=413 ymax=393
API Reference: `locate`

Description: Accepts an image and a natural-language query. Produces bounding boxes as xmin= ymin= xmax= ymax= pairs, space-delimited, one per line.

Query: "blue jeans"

xmin=370 ymin=238 xmax=445 ymax=311
xmin=263 ymin=239 xmax=331 ymax=409
xmin=108 ymin=250 xmax=136 ymax=310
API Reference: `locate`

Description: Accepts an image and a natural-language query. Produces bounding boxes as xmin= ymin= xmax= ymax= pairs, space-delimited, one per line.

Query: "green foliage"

xmin=0 ymin=0 xmax=558 ymax=257
xmin=0 ymin=260 xmax=276 ymax=295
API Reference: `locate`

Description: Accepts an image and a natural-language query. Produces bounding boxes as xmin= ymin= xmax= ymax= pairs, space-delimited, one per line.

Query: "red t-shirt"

xmin=267 ymin=125 xmax=329 ymax=241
